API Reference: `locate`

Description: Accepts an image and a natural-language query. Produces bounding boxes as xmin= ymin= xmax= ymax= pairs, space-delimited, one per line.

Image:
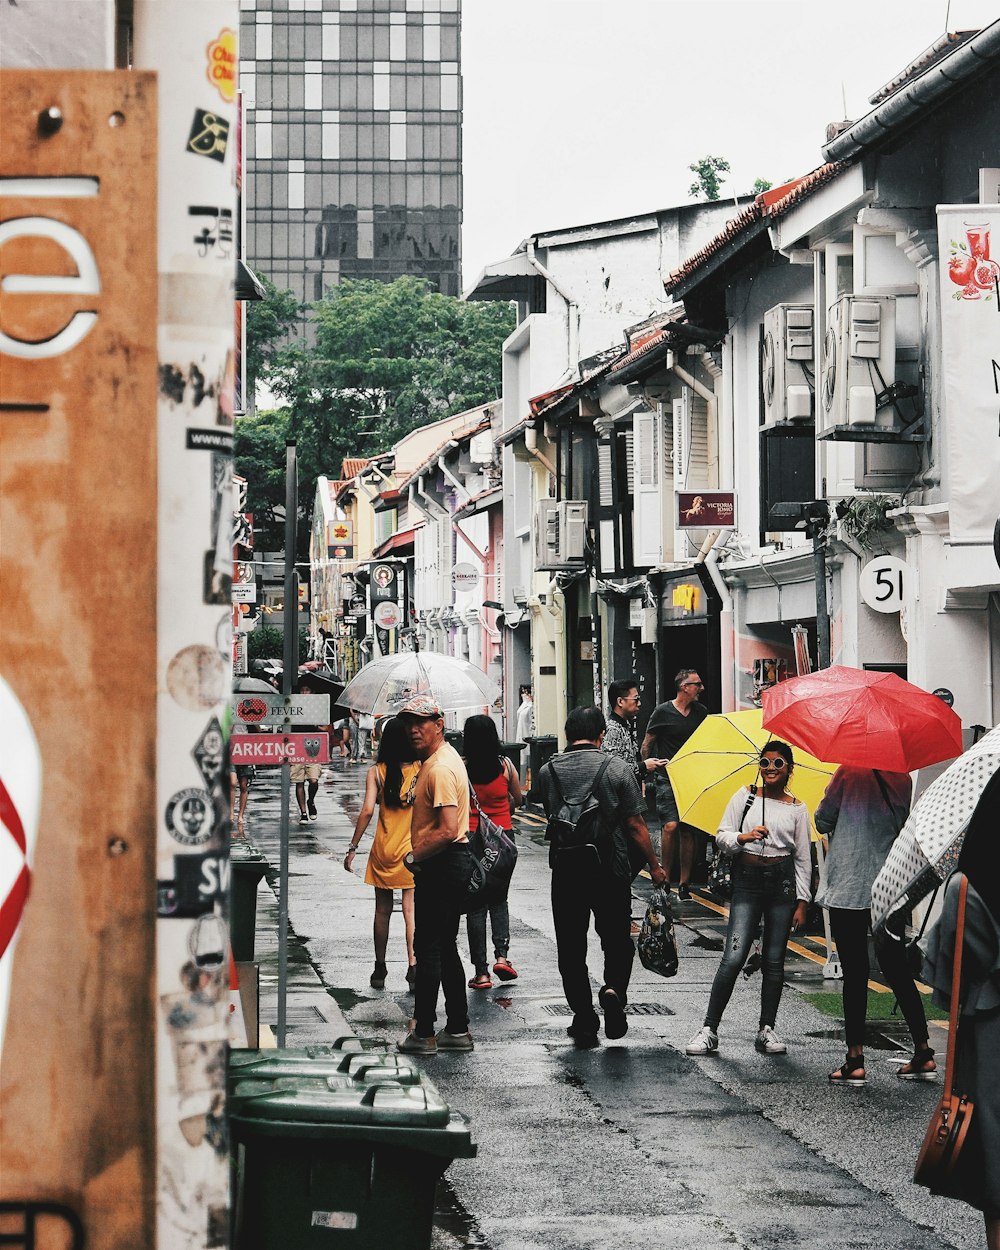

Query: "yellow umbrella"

xmin=666 ymin=709 xmax=838 ymax=839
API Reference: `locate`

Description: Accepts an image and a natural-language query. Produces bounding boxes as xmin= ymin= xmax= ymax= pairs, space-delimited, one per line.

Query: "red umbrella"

xmin=761 ymin=665 xmax=963 ymax=772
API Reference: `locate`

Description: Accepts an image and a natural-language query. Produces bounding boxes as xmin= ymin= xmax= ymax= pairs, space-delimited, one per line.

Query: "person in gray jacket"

xmin=815 ymin=766 xmax=934 ymax=1086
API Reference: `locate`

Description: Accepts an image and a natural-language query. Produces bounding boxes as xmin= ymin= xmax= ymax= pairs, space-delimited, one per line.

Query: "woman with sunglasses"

xmin=687 ymin=740 xmax=812 ymax=1057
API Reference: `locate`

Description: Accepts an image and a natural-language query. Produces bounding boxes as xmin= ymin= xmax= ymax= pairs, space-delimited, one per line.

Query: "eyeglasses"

xmin=759 ymin=757 xmax=788 ymax=770
xmin=681 ymin=681 xmax=704 ymax=689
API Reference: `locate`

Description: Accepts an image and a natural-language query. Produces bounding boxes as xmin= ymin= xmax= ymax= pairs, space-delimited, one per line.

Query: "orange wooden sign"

xmin=0 ymin=71 xmax=158 ymax=1250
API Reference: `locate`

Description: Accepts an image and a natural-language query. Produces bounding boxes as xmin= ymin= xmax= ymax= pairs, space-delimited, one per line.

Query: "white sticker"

xmin=311 ymin=1211 xmax=359 ymax=1230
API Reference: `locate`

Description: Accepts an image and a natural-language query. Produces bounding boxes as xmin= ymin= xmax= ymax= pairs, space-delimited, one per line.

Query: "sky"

xmin=459 ymin=0 xmax=1000 ymax=289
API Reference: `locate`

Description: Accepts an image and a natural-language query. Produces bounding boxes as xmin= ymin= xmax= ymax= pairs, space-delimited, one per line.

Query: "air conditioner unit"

xmin=819 ymin=295 xmax=896 ymax=434
xmin=761 ymin=303 xmax=814 ymax=426
xmin=534 ymin=499 xmax=589 ymax=570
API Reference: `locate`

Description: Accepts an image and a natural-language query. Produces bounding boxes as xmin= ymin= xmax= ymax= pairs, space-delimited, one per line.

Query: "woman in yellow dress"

xmin=344 ymin=717 xmax=420 ymax=990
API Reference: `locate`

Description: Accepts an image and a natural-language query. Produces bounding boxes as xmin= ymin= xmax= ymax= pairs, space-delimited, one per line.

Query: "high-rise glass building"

xmin=239 ymin=0 xmax=462 ymax=305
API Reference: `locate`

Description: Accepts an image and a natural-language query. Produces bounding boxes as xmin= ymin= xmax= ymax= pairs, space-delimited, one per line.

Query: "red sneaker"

xmin=493 ymin=958 xmax=518 ymax=982
xmin=468 ymin=973 xmax=492 ymax=990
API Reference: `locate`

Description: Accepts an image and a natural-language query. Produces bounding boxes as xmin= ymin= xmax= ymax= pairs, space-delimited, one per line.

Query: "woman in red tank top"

xmin=463 ymin=715 xmax=523 ymax=988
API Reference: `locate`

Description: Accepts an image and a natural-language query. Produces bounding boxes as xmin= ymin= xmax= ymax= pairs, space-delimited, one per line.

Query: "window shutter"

xmin=632 ymin=408 xmax=662 ymax=568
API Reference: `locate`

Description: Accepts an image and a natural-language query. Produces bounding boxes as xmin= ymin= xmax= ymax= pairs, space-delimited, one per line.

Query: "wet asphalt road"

xmin=240 ymin=761 xmax=983 ymax=1250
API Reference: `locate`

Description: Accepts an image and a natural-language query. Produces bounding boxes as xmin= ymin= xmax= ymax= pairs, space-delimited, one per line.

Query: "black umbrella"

xmin=295 ymin=670 xmax=351 ymax=721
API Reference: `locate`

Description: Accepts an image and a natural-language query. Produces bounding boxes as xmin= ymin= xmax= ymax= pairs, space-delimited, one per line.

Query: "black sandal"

xmin=829 ymin=1053 xmax=866 ymax=1086
xmin=897 ymin=1045 xmax=936 ymax=1081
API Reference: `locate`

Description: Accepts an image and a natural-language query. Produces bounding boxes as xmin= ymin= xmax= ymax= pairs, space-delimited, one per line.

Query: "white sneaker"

xmin=685 ymin=1026 xmax=719 ymax=1056
xmin=755 ymin=1025 xmax=787 ymax=1055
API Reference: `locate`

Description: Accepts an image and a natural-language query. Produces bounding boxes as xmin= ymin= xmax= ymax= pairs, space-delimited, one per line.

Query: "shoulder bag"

xmin=707 ymin=786 xmax=757 ymax=902
xmin=459 ymin=784 xmax=518 ymax=914
xmin=913 ymin=874 xmax=974 ymax=1191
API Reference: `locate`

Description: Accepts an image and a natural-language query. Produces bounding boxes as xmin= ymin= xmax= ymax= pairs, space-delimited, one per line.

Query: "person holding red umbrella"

xmin=815 ymin=766 xmax=936 ymax=1086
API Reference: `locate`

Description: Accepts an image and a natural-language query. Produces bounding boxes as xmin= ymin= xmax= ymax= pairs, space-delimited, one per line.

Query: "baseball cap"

xmin=396 ymin=694 xmax=443 ymax=718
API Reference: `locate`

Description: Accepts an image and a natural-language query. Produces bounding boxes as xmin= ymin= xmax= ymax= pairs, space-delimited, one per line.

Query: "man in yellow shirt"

xmin=397 ymin=695 xmax=475 ymax=1055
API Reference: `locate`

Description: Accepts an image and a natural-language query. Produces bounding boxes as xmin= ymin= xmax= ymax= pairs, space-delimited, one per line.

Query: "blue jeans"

xmin=705 ymin=856 xmax=797 ymax=1031
xmin=466 ymin=896 xmax=510 ymax=974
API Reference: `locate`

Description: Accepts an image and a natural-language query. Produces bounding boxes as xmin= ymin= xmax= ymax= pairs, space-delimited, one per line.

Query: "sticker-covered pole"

xmin=132 ymin=3 xmax=238 ymax=1245
xmin=277 ymin=442 xmax=299 ymax=1046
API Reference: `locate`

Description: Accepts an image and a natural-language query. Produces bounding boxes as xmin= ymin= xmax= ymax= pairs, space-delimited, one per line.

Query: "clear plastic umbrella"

xmin=337 ymin=651 xmax=500 ymax=717
xmin=871 ymin=724 xmax=1000 ymax=933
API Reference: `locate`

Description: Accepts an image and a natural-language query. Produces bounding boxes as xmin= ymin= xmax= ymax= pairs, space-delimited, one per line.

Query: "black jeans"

xmin=551 ymin=851 xmax=633 ymax=1029
xmin=705 ymin=856 xmax=797 ymax=1031
xmin=413 ymin=844 xmax=473 ymax=1039
xmin=829 ymin=906 xmax=930 ymax=1049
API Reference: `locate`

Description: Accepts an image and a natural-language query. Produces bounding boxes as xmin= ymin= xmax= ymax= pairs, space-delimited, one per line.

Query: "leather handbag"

xmin=707 ymin=786 xmax=757 ymax=902
xmin=913 ymin=875 xmax=974 ymax=1191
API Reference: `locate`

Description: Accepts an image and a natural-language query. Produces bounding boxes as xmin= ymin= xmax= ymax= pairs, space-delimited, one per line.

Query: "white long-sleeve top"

xmin=716 ymin=787 xmax=813 ymax=903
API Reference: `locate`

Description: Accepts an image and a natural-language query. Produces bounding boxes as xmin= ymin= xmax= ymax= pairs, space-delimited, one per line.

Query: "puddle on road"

xmin=493 ymin=997 xmax=513 ymax=1009
xmin=688 ymin=933 xmax=725 ymax=952
xmin=432 ymin=1177 xmax=490 ymax=1248
xmin=325 ymin=985 xmax=368 ymax=1013
xmin=804 ymin=1026 xmax=903 ymax=1050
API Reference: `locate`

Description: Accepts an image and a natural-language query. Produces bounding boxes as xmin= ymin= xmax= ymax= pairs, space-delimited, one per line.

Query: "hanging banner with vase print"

xmin=938 ymin=205 xmax=1000 ymax=542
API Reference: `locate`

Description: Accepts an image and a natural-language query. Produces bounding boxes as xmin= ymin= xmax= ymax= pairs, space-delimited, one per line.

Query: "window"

xmin=255 ymin=112 xmax=272 ymax=159
xmin=304 ymin=63 xmax=322 ymax=110
xmin=372 ymin=63 xmax=391 ymax=110
xmin=390 ymin=14 xmax=406 ymax=59
xmin=288 ymin=161 xmax=305 ymax=210
xmin=321 ymin=14 xmax=340 ymax=60
xmin=440 ymin=63 xmax=459 ymax=111
xmin=389 ymin=112 xmax=406 ymax=161
xmin=322 ymin=113 xmax=340 ymax=158
xmin=423 ymin=13 xmax=440 ymax=60
xmin=256 ymin=14 xmax=272 ymax=60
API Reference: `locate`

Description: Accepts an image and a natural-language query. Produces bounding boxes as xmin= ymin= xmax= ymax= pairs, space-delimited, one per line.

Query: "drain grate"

xmin=280 ymin=1005 xmax=327 ymax=1024
xmin=541 ymin=1002 xmax=673 ymax=1017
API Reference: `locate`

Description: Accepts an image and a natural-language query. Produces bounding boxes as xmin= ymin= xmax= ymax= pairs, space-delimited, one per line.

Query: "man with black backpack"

xmin=536 ymin=706 xmax=667 ymax=1048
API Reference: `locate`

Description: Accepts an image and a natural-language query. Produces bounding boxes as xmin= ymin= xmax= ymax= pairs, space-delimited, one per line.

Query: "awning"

xmin=372 ymin=526 xmax=419 ymax=558
xmin=237 ymin=259 xmax=266 ymax=301
xmin=464 ymin=250 xmax=537 ymax=302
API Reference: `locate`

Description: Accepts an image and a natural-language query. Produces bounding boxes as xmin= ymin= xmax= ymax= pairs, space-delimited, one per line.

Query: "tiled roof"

xmin=340 ymin=457 xmax=371 ymax=480
xmin=664 ymin=164 xmax=845 ymax=293
xmin=868 ymin=30 xmax=979 ymax=105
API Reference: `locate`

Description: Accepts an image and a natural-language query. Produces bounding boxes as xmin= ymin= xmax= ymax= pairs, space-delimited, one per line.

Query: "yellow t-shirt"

xmin=409 ymin=741 xmax=470 ymax=856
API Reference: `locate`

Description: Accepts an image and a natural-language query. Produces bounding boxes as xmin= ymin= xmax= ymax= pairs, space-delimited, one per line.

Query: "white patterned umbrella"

xmin=337 ymin=651 xmax=500 ymax=718
xmin=871 ymin=725 xmax=1000 ymax=931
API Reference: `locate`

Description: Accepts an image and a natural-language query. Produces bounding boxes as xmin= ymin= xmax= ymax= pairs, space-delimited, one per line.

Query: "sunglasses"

xmin=759 ymin=757 xmax=788 ymax=770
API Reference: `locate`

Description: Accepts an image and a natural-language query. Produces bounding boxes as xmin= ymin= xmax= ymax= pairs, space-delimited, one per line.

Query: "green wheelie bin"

xmin=229 ymin=1045 xmax=476 ymax=1250
xmin=230 ymin=840 xmax=268 ymax=962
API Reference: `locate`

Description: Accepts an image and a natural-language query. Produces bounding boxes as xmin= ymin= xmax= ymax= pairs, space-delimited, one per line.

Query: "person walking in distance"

xmin=641 ymin=668 xmax=708 ymax=899
xmin=396 ymin=696 xmax=475 ymax=1055
xmin=537 ymin=706 xmax=667 ymax=1048
xmin=815 ymin=766 xmax=935 ymax=1086
xmin=344 ymin=717 xmax=421 ymax=992
xmin=463 ymin=714 xmax=523 ymax=989
xmin=290 ymin=679 xmax=327 ymax=824
xmin=686 ymin=741 xmax=812 ymax=1058
xmin=514 ymin=684 xmax=534 ymax=785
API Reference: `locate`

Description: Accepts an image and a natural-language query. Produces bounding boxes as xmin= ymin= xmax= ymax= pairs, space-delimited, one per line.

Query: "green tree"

xmin=236 ymin=276 xmax=515 ymax=557
xmin=752 ymin=177 xmax=774 ymax=195
xmin=688 ymin=154 xmax=732 ymax=202
xmin=233 ymin=406 xmax=294 ymax=552
xmin=245 ymin=275 xmax=302 ymax=398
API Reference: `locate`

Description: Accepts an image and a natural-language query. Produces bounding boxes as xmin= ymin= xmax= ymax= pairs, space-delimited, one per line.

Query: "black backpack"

xmin=542 ymin=756 xmax=614 ymax=868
